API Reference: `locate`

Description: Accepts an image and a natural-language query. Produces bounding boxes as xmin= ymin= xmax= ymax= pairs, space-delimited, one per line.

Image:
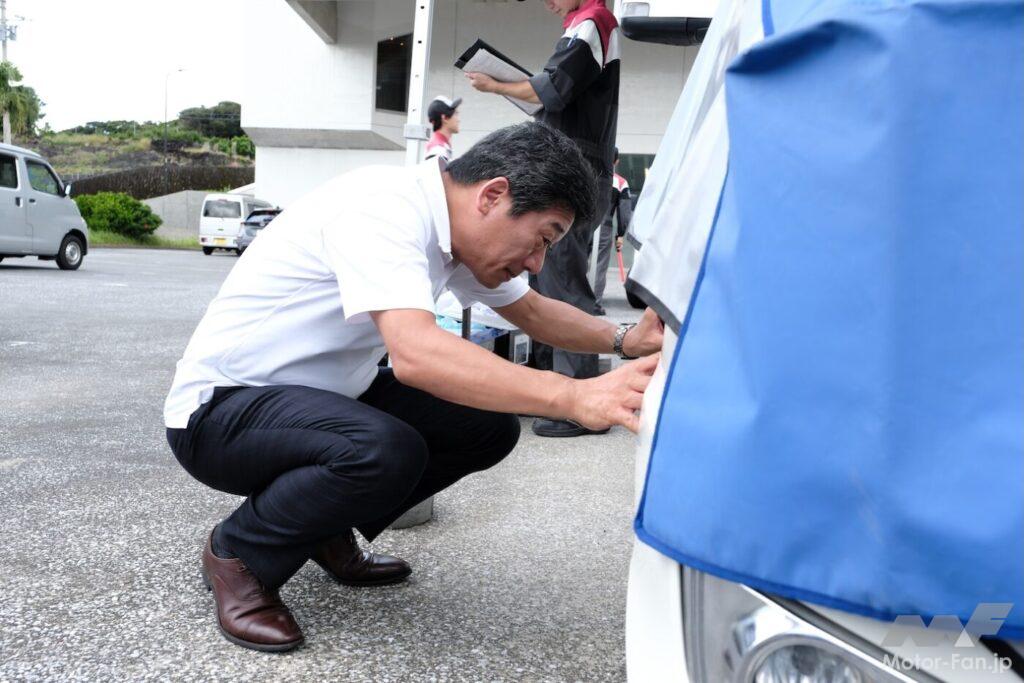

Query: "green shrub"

xmin=212 ymin=137 xmax=231 ymax=155
xmin=74 ymin=192 xmax=162 ymax=239
xmin=232 ymin=135 xmax=254 ymax=159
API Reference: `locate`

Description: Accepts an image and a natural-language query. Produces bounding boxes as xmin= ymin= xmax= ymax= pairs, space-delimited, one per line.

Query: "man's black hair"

xmin=428 ymin=105 xmax=453 ymax=132
xmin=446 ymin=122 xmax=598 ymax=230
xmin=427 ymin=98 xmax=459 ymax=132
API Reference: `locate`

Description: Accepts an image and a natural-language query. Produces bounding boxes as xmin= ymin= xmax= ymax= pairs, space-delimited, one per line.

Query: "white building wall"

xmin=244 ymin=1 xmax=376 ymax=135
xmin=244 ymin=0 xmax=697 ymax=206
xmin=254 ymin=147 xmax=405 ymax=207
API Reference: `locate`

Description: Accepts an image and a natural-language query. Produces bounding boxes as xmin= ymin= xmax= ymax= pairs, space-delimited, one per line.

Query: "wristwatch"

xmin=613 ymin=322 xmax=638 ymax=360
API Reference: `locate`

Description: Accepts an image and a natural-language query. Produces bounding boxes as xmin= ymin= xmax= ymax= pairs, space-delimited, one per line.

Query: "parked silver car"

xmin=236 ymin=207 xmax=281 ymax=253
xmin=0 ymin=143 xmax=88 ymax=270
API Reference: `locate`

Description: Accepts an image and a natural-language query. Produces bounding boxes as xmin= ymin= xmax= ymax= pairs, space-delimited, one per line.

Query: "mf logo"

xmin=881 ymin=603 xmax=1013 ymax=648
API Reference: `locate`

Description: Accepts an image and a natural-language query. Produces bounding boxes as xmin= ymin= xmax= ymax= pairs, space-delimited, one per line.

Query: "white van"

xmin=199 ymin=192 xmax=274 ymax=255
xmin=0 ymin=143 xmax=89 ymax=270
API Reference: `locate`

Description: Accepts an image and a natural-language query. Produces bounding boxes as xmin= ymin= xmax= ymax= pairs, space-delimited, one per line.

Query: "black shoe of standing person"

xmin=593 ymin=304 xmax=607 ymax=316
xmin=532 ymin=418 xmax=611 ymax=438
xmin=311 ymin=528 xmax=412 ymax=587
xmin=201 ymin=533 xmax=305 ymax=653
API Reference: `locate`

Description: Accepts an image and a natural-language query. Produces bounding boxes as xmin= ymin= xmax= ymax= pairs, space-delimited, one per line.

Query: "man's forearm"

xmin=499 ymin=293 xmax=616 ymax=355
xmin=388 ymin=320 xmax=577 ymax=418
xmin=492 ymin=79 xmax=541 ymax=104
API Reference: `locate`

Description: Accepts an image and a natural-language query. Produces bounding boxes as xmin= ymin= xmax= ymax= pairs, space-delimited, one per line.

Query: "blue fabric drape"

xmin=635 ymin=0 xmax=1024 ymax=636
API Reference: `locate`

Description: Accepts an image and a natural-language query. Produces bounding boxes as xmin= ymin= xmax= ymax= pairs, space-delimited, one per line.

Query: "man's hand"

xmin=615 ymin=236 xmax=624 ymax=250
xmin=568 ymin=354 xmax=660 ymax=433
xmin=623 ymin=307 xmax=664 ymax=358
xmin=464 ymin=73 xmax=542 ymax=104
xmin=465 ymin=72 xmax=499 ymax=93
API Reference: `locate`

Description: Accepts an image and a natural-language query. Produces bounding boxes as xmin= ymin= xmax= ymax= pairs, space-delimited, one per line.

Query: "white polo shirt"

xmin=163 ymin=159 xmax=529 ymax=429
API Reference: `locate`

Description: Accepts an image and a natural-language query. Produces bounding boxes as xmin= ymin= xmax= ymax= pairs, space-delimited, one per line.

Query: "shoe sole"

xmin=532 ymin=426 xmax=611 ymax=438
xmin=313 ymin=559 xmax=412 ymax=587
xmin=201 ymin=571 xmax=305 ymax=653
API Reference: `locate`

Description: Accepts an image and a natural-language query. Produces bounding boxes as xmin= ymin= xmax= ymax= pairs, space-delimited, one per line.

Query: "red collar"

xmin=563 ymin=0 xmax=612 ymax=29
xmin=563 ymin=0 xmax=617 ymax=60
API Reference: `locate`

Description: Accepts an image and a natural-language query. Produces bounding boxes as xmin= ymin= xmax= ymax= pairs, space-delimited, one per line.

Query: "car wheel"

xmin=202 ymin=247 xmax=214 ymax=255
xmin=56 ymin=235 xmax=84 ymax=271
xmin=235 ymin=248 xmax=243 ymax=257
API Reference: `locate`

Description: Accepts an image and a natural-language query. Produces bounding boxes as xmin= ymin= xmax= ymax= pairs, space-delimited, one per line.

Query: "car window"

xmin=0 ymin=153 xmax=17 ymax=189
xmin=203 ymin=199 xmax=241 ymax=218
xmin=26 ymin=160 xmax=61 ymax=195
xmin=253 ymin=200 xmax=273 ymax=210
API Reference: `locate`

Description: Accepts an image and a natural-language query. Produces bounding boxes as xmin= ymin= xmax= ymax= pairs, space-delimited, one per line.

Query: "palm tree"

xmin=0 ymin=61 xmax=33 ymax=145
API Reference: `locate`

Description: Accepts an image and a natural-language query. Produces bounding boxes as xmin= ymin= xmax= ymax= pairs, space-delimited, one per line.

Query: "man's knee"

xmin=471 ymin=411 xmax=520 ymax=471
xmin=324 ymin=421 xmax=428 ymax=496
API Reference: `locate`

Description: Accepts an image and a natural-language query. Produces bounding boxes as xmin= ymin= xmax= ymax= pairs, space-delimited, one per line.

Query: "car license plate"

xmin=214 ymin=238 xmax=227 ymax=245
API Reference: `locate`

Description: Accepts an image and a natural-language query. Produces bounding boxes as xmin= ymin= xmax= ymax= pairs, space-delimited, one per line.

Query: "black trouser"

xmin=166 ymin=369 xmax=520 ymax=589
xmin=530 ymin=171 xmax=612 ymax=380
xmin=592 ymin=217 xmax=615 ymax=307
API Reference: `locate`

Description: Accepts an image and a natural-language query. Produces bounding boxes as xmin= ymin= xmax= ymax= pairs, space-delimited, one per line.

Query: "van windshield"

xmin=203 ymin=199 xmax=241 ymax=218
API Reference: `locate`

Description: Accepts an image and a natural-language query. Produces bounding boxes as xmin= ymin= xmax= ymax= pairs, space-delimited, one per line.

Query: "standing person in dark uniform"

xmin=592 ymin=149 xmax=632 ymax=315
xmin=466 ymin=0 xmax=622 ymax=438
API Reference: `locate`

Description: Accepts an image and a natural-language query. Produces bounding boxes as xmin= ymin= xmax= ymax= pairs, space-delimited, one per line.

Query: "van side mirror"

xmin=63 ymin=183 xmax=73 ymax=198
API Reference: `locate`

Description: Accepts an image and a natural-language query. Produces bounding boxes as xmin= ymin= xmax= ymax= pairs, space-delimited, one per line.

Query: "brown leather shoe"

xmin=201 ymin=533 xmax=304 ymax=652
xmin=311 ymin=529 xmax=412 ymax=587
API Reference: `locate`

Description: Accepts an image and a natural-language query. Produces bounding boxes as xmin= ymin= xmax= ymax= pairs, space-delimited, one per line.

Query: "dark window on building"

xmin=376 ymin=33 xmax=412 ymax=113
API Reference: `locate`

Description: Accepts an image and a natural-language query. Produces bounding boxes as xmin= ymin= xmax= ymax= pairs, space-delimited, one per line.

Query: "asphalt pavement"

xmin=0 ymin=247 xmax=644 ymax=682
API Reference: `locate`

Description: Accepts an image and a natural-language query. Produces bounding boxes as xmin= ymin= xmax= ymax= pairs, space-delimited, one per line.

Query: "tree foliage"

xmin=178 ymin=101 xmax=242 ymax=138
xmin=0 ymin=61 xmax=42 ymax=138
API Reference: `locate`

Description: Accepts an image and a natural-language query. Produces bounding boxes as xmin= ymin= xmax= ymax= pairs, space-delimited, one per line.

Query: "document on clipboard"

xmin=455 ymin=39 xmax=542 ymax=116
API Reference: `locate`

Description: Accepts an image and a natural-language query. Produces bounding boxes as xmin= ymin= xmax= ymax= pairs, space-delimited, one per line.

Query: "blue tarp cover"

xmin=635 ymin=0 xmax=1024 ymax=636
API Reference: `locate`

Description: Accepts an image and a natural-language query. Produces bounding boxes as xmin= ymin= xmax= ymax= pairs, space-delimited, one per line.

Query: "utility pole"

xmin=1 ymin=0 xmax=8 ymax=62
xmin=2 ymin=0 xmax=10 ymax=144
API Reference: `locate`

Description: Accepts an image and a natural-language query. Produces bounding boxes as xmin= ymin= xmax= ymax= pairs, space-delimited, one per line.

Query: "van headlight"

xmin=683 ymin=568 xmax=916 ymax=683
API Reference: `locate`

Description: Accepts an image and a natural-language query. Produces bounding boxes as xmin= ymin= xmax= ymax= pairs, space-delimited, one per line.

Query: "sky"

xmin=5 ymin=0 xmax=246 ymax=131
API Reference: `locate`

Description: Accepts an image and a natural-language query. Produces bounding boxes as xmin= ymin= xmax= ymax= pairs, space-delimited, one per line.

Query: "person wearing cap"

xmin=425 ymin=95 xmax=462 ymax=162
xmin=466 ymin=0 xmax=622 ymax=438
xmin=164 ymin=122 xmax=663 ymax=652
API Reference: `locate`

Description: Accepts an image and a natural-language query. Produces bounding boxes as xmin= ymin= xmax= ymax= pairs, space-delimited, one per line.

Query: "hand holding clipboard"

xmin=456 ymin=39 xmax=542 ymax=116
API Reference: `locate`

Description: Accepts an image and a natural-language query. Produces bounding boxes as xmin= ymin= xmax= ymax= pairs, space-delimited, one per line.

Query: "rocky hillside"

xmin=12 ymin=133 xmax=252 ymax=180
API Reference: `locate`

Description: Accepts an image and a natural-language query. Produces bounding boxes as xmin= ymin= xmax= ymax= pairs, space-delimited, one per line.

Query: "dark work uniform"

xmin=528 ymin=0 xmax=621 ymax=379
xmin=593 ymin=172 xmax=632 ymax=307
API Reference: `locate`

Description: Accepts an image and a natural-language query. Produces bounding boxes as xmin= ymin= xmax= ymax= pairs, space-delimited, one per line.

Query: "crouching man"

xmin=164 ymin=122 xmax=663 ymax=652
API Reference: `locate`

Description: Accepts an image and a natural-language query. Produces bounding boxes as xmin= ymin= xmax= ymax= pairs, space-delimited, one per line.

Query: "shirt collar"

xmin=417 ymin=156 xmax=454 ymax=263
xmin=563 ymin=0 xmax=606 ymax=28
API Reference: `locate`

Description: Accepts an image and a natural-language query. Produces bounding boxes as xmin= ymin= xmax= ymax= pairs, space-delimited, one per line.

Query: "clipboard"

xmin=455 ymin=39 xmax=542 ymax=116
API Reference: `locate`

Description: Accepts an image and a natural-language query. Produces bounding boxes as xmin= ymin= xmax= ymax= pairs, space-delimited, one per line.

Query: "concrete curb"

xmin=91 ymin=244 xmax=201 ymax=252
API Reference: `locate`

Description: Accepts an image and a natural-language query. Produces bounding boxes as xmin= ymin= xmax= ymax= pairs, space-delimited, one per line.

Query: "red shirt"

xmin=425 ymin=131 xmax=453 ymax=162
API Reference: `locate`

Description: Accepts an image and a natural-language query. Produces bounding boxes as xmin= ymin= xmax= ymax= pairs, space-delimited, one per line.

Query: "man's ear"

xmin=476 ymin=177 xmax=510 ymax=216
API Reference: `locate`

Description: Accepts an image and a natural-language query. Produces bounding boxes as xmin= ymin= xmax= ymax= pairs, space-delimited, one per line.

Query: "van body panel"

xmin=0 ymin=150 xmax=30 ymax=253
xmin=0 ymin=143 xmax=88 ymax=264
xmin=24 ymin=158 xmax=76 ymax=255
